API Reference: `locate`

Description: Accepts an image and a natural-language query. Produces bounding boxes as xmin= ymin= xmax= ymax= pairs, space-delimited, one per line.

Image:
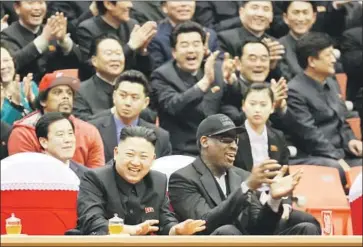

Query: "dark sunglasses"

xmin=207 ymin=135 xmax=239 ymax=144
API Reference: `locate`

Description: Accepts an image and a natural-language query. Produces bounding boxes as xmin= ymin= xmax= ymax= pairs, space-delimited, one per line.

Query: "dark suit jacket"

xmin=168 ymin=157 xmax=283 ymax=235
xmin=89 ymin=110 xmax=172 ymax=163
xmin=73 ymin=75 xmax=114 ymax=121
xmin=0 ymin=121 xmax=11 ymax=160
xmin=77 ymin=163 xmax=178 ymax=235
xmin=194 ymin=1 xmax=242 ymax=32
xmin=76 ymin=15 xmax=152 ymax=81
xmin=69 ymin=160 xmax=88 ymax=179
xmin=130 ymin=1 xmax=165 ymax=25
xmin=148 ymin=19 xmax=220 ymax=70
xmin=150 ymin=60 xmax=228 ymax=155
xmin=0 ymin=1 xmax=18 ymax=25
xmin=1 ymin=22 xmax=82 ymax=83
xmin=285 ymin=73 xmax=356 ymax=159
xmin=279 ymin=33 xmax=302 ymax=81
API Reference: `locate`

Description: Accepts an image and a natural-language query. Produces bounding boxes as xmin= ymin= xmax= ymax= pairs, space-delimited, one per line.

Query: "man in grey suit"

xmin=90 ymin=70 xmax=172 ymax=163
xmin=35 ymin=112 xmax=88 ymax=179
xmin=285 ymin=32 xmax=362 ymax=186
xmin=169 ymin=114 xmax=320 ymax=235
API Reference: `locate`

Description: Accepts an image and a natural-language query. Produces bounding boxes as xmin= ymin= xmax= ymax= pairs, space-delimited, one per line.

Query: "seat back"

xmin=1 ymin=153 xmax=80 ymax=235
xmin=290 ymin=165 xmax=350 ymax=235
xmin=349 ymin=172 xmax=362 ymax=235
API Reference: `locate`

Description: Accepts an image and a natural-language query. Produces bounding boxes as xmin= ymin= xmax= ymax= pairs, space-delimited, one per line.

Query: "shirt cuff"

xmin=33 ymin=35 xmax=49 ymax=54
xmin=57 ymin=34 xmax=73 ymax=54
xmin=241 ymin=181 xmax=250 ymax=194
xmin=267 ymin=196 xmax=282 ymax=213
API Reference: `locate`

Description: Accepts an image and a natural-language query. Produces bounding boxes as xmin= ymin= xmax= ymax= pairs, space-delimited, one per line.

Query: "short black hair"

xmin=89 ymin=33 xmax=123 ymax=58
xmin=281 ymin=1 xmax=317 ymax=13
xmin=120 ymin=126 xmax=157 ymax=146
xmin=239 ymin=39 xmax=270 ymax=57
xmin=243 ymin=82 xmax=275 ymax=103
xmin=35 ymin=112 xmax=75 ymax=146
xmin=96 ymin=1 xmax=117 ymax=15
xmin=170 ymin=21 xmax=206 ymax=49
xmin=296 ymin=32 xmax=334 ymax=69
xmin=114 ymin=70 xmax=150 ymax=96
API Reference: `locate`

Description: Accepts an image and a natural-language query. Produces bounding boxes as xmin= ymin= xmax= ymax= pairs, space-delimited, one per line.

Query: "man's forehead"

xmin=244 ymin=43 xmax=269 ymax=55
xmin=177 ymin=32 xmax=202 ymax=42
xmin=50 ymin=85 xmax=72 ymax=91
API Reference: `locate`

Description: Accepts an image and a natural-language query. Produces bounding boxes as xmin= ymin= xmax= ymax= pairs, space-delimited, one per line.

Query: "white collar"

xmin=245 ymin=120 xmax=267 ymax=141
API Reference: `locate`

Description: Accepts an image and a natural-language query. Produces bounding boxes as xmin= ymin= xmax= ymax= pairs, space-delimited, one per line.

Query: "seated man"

xmin=285 ymin=32 xmax=362 ymax=185
xmin=77 ymin=126 xmax=206 ymax=235
xmin=35 ymin=112 xmax=88 ymax=178
xmin=90 ymin=70 xmax=172 ymax=163
xmin=169 ymin=114 xmax=320 ymax=235
xmin=151 ymin=21 xmax=228 ymax=156
xmin=76 ymin=0 xmax=155 ymax=80
xmin=8 ymin=72 xmax=105 ymax=168
xmin=148 ymin=1 xmax=219 ymax=70
xmin=1 ymin=1 xmax=82 ymax=83
xmin=73 ymin=34 xmax=125 ymax=121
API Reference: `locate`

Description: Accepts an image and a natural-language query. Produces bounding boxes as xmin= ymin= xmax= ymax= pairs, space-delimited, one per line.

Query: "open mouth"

xmin=225 ymin=152 xmax=236 ymax=162
xmin=110 ymin=64 xmax=121 ymax=69
xmin=128 ymin=167 xmax=141 ymax=175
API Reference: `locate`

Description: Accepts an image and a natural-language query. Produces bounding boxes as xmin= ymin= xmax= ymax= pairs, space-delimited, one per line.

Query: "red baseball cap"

xmin=38 ymin=72 xmax=80 ymax=93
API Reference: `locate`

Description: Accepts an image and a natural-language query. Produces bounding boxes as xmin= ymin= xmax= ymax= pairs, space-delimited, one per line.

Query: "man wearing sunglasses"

xmin=168 ymin=114 xmax=320 ymax=235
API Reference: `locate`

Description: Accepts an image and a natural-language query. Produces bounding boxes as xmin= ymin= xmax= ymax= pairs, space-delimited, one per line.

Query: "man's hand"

xmin=198 ymin=50 xmax=220 ymax=92
xmin=246 ymin=159 xmax=282 ymax=191
xmin=281 ymin=204 xmax=292 ymax=220
xmin=262 ymin=38 xmax=285 ymax=69
xmin=41 ymin=16 xmax=58 ymax=41
xmin=128 ymin=21 xmax=157 ymax=51
xmin=133 ymin=220 xmax=159 ymax=235
xmin=51 ymin=12 xmax=68 ymax=42
xmin=203 ymin=31 xmax=211 ymax=57
xmin=169 ymin=219 xmax=206 ymax=235
xmin=270 ymin=166 xmax=303 ymax=200
xmin=1 ymin=14 xmax=9 ymax=32
xmin=89 ymin=1 xmax=99 ymax=16
xmin=271 ymin=77 xmax=288 ymax=111
xmin=23 ymin=73 xmax=35 ymax=103
xmin=222 ymin=53 xmax=239 ymax=85
xmin=348 ymin=140 xmax=363 ymax=157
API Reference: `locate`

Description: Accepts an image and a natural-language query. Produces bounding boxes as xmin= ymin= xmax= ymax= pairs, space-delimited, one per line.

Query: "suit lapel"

xmin=237 ymin=129 xmax=253 ymax=172
xmin=193 ymin=157 xmax=223 ymax=206
xmin=227 ymin=168 xmax=243 ymax=194
xmin=163 ymin=62 xmax=189 ymax=92
xmin=101 ymin=114 xmax=118 ymax=161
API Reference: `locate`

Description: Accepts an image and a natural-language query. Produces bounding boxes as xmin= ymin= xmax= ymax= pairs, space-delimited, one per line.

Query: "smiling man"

xmin=73 ymin=34 xmax=125 ymax=121
xmin=8 ymin=72 xmax=105 ymax=168
xmin=77 ymin=126 xmax=206 ymax=236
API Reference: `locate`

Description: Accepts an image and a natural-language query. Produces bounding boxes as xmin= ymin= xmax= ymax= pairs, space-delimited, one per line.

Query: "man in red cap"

xmin=8 ymin=72 xmax=105 ymax=168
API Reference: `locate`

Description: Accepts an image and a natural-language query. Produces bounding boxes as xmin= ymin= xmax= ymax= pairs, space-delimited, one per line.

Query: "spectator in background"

xmin=90 ymin=70 xmax=172 ymax=163
xmin=1 ymin=43 xmax=38 ymax=125
xmin=8 ymin=72 xmax=105 ymax=168
xmin=0 ymin=1 xmax=18 ymax=27
xmin=148 ymin=1 xmax=219 ymax=70
xmin=76 ymin=0 xmax=156 ymax=81
xmin=73 ymin=34 xmax=125 ymax=121
xmin=285 ymin=32 xmax=362 ymax=185
xmin=130 ymin=1 xmax=165 ymax=25
xmin=1 ymin=1 xmax=82 ymax=83
xmin=35 ymin=112 xmax=88 ymax=179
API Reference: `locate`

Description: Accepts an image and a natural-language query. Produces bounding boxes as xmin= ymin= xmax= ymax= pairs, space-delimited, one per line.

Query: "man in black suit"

xmin=130 ymin=1 xmax=165 ymax=25
xmin=73 ymin=34 xmax=125 ymax=121
xmin=151 ymin=21 xmax=229 ymax=156
xmin=217 ymin=1 xmax=285 ymax=79
xmin=1 ymin=1 xmax=82 ymax=83
xmin=77 ymin=126 xmax=206 ymax=235
xmin=285 ymin=32 xmax=362 ymax=185
xmin=169 ymin=114 xmax=320 ymax=235
xmin=76 ymin=1 xmax=156 ymax=81
xmin=90 ymin=70 xmax=172 ymax=163
xmin=148 ymin=1 xmax=219 ymax=70
xmin=35 ymin=112 xmax=88 ymax=179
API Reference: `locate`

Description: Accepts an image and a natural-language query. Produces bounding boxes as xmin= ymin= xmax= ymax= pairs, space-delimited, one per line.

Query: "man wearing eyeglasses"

xmin=168 ymin=114 xmax=320 ymax=235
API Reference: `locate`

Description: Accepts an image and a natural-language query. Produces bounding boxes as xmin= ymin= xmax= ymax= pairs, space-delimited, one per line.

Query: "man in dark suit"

xmin=76 ymin=1 xmax=155 ymax=81
xmin=217 ymin=1 xmax=285 ymax=79
xmin=169 ymin=114 xmax=320 ymax=235
xmin=1 ymin=1 xmax=82 ymax=83
xmin=73 ymin=34 xmax=125 ymax=121
xmin=151 ymin=21 xmax=230 ymax=156
xmin=148 ymin=1 xmax=219 ymax=70
xmin=77 ymin=126 xmax=206 ymax=235
xmin=285 ymin=32 xmax=362 ymax=185
xmin=130 ymin=1 xmax=165 ymax=25
xmin=90 ymin=70 xmax=172 ymax=163
xmin=35 ymin=112 xmax=88 ymax=179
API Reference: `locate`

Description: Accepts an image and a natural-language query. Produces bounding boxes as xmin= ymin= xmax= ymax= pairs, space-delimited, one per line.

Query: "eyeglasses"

xmin=207 ymin=135 xmax=239 ymax=144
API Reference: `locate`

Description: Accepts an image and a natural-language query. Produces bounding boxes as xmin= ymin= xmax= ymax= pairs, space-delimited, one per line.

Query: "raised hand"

xmin=246 ymin=159 xmax=282 ymax=191
xmin=170 ymin=219 xmax=206 ymax=235
xmin=51 ymin=12 xmax=68 ymax=41
xmin=23 ymin=73 xmax=35 ymax=103
xmin=262 ymin=38 xmax=285 ymax=69
xmin=198 ymin=50 xmax=220 ymax=92
xmin=128 ymin=21 xmax=157 ymax=51
xmin=5 ymin=74 xmax=22 ymax=106
xmin=270 ymin=77 xmax=288 ymax=110
xmin=270 ymin=166 xmax=303 ymax=200
xmin=222 ymin=53 xmax=238 ymax=85
xmin=41 ymin=16 xmax=58 ymax=41
xmin=203 ymin=31 xmax=211 ymax=57
xmin=0 ymin=14 xmax=9 ymax=32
